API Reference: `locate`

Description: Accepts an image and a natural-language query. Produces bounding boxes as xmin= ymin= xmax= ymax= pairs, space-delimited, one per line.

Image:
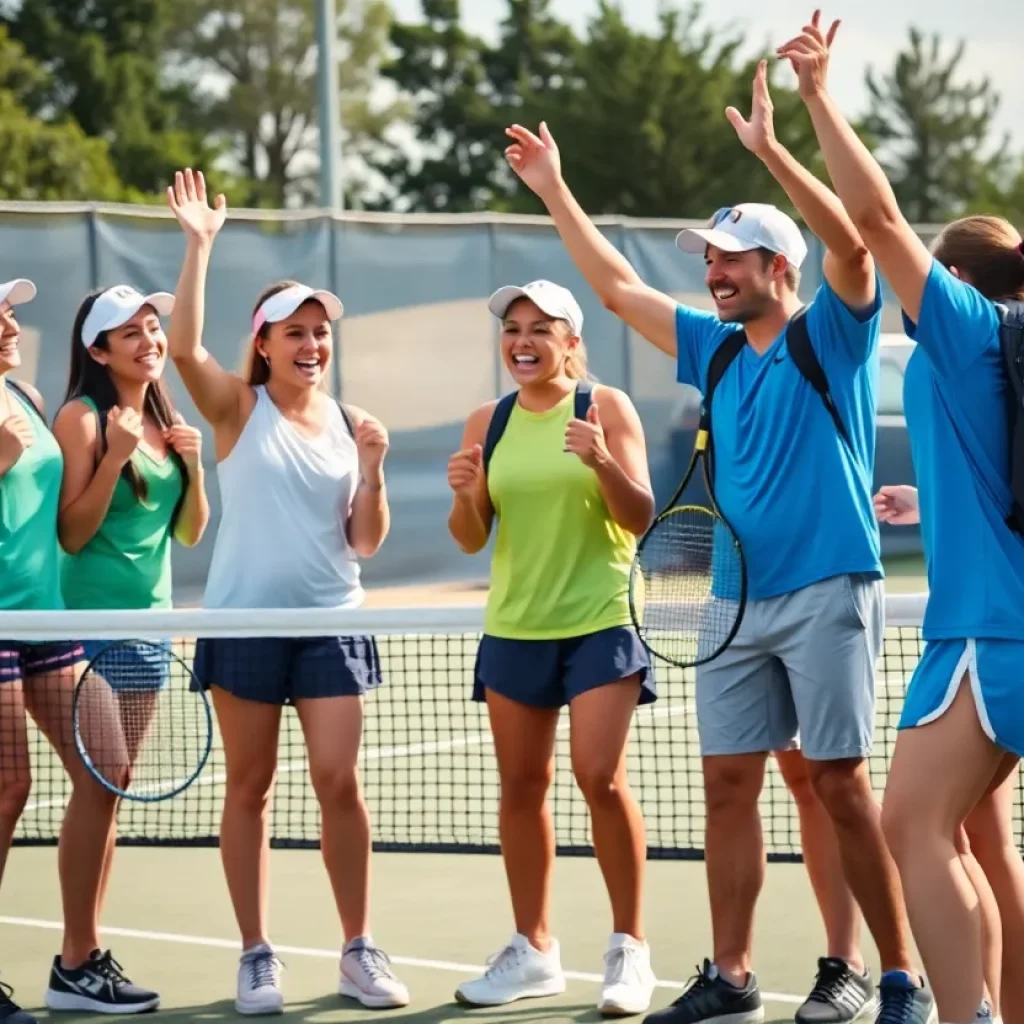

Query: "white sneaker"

xmin=455 ymin=934 xmax=566 ymax=1006
xmin=339 ymin=937 xmax=410 ymax=1009
xmin=236 ymin=943 xmax=284 ymax=1015
xmin=598 ymin=933 xmax=656 ymax=1016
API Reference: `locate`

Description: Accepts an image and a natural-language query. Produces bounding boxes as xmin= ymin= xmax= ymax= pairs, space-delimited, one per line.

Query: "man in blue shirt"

xmin=503 ymin=59 xmax=934 ymax=1024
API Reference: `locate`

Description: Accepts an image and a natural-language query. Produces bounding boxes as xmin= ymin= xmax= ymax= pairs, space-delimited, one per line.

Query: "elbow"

xmin=352 ymin=537 xmax=384 ymax=559
xmin=849 ymin=204 xmax=902 ymax=243
xmin=58 ymin=525 xmax=85 ymax=555
xmin=624 ymin=493 xmax=656 ymax=538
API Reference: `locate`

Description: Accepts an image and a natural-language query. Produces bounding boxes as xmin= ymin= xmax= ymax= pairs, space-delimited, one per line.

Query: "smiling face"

xmin=0 ymin=301 xmax=20 ymax=374
xmin=257 ymin=300 xmax=332 ymax=389
xmin=704 ymin=245 xmax=789 ymax=323
xmin=499 ymin=297 xmax=579 ymax=386
xmin=88 ymin=305 xmax=167 ymax=384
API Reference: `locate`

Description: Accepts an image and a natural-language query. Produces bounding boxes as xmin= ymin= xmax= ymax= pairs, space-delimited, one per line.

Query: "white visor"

xmin=252 ymin=284 xmax=344 ymax=335
xmin=487 ymin=279 xmax=584 ymax=336
xmin=81 ymin=285 xmax=175 ymax=348
xmin=0 ymin=279 xmax=37 ymax=308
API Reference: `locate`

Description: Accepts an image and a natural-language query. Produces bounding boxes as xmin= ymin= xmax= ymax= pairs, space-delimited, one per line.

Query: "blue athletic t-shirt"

xmin=901 ymin=259 xmax=1024 ymax=640
xmin=675 ymin=278 xmax=883 ymax=601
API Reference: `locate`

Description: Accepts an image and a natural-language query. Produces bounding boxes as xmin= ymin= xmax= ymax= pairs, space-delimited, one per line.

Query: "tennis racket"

xmin=72 ymin=639 xmax=212 ymax=802
xmin=629 ymin=421 xmax=747 ymax=669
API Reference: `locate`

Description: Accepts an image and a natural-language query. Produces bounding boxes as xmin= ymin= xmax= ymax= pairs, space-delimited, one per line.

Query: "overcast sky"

xmin=387 ymin=0 xmax=1023 ymax=147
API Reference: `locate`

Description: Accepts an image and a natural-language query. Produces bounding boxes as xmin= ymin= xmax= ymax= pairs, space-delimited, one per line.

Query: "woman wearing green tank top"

xmin=447 ymin=279 xmax=659 ymax=1015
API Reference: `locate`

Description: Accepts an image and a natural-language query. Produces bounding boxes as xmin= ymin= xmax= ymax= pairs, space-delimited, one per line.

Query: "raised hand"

xmin=726 ymin=60 xmax=777 ymax=158
xmin=105 ymin=406 xmax=143 ymax=467
xmin=355 ymin=414 xmax=389 ymax=485
xmin=504 ymin=122 xmax=562 ymax=199
xmin=873 ymin=485 xmax=920 ymax=526
xmin=564 ymin=403 xmax=610 ymax=469
xmin=776 ymin=9 xmax=840 ymax=100
xmin=164 ymin=419 xmax=203 ymax=471
xmin=0 ymin=413 xmax=35 ymax=473
xmin=167 ymin=168 xmax=227 ymax=242
xmin=447 ymin=445 xmax=483 ymax=497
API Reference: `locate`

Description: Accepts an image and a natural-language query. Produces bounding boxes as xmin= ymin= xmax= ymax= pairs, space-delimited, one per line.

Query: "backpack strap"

xmin=335 ymin=399 xmax=356 ymax=438
xmin=996 ymin=300 xmax=1024 ymax=532
xmin=700 ymin=331 xmax=747 ymax=483
xmin=785 ymin=306 xmax=853 ymax=451
xmin=572 ymin=378 xmax=595 ymax=420
xmin=5 ymin=379 xmax=45 ymax=422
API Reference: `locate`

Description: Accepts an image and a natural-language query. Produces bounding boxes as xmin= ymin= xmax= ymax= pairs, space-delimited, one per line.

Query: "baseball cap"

xmin=252 ymin=284 xmax=344 ymax=335
xmin=487 ymin=280 xmax=584 ymax=336
xmin=0 ymin=279 xmax=37 ymax=308
xmin=675 ymin=203 xmax=808 ymax=269
xmin=81 ymin=285 xmax=175 ymax=348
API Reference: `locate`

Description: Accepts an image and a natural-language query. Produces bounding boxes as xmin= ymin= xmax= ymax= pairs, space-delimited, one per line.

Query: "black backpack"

xmin=483 ymin=380 xmax=594 ymax=473
xmin=996 ymin=300 xmax=1024 ymax=533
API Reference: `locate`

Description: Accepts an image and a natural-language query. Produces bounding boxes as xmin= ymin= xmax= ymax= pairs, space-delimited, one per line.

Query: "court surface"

xmin=1 ymin=846 xmax=906 ymax=1024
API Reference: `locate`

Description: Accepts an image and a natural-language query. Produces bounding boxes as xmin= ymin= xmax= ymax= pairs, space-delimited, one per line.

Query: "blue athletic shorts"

xmin=192 ymin=635 xmax=382 ymax=705
xmin=473 ymin=625 xmax=655 ymax=709
xmin=81 ymin=640 xmax=171 ymax=692
xmin=0 ymin=641 xmax=84 ymax=684
xmin=900 ymin=637 xmax=1024 ymax=758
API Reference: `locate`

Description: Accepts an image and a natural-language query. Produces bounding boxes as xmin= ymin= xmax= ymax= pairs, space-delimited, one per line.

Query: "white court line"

xmin=20 ymin=702 xmax=691 ymax=817
xmin=0 ymin=915 xmax=802 ymax=1004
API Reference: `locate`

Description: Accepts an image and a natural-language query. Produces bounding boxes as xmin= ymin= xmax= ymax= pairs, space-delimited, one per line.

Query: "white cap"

xmin=0 ymin=279 xmax=37 ymax=308
xmin=252 ymin=284 xmax=344 ymax=335
xmin=81 ymin=285 xmax=175 ymax=348
xmin=675 ymin=203 xmax=808 ymax=269
xmin=487 ymin=280 xmax=584 ymax=336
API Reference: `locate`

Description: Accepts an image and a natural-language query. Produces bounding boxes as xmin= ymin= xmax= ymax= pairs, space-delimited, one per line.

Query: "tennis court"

xmin=3 ymin=591 xmax=1018 ymax=1021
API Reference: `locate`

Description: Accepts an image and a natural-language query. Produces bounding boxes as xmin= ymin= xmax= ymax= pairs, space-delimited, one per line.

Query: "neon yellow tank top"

xmin=484 ymin=388 xmax=636 ymax=640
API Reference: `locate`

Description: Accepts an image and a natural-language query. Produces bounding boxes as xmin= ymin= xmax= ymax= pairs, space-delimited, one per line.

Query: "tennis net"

xmin=5 ymin=594 xmax=1016 ymax=860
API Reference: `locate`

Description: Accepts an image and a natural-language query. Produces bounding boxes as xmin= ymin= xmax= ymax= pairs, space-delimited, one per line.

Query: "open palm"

xmin=167 ymin=168 xmax=227 ymax=241
xmin=505 ymin=122 xmax=562 ymax=198
xmin=726 ymin=60 xmax=776 ymax=157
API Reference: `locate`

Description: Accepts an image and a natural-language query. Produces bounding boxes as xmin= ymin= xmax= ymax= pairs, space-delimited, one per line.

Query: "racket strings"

xmin=76 ymin=641 xmax=208 ymax=800
xmin=634 ymin=506 xmax=744 ymax=667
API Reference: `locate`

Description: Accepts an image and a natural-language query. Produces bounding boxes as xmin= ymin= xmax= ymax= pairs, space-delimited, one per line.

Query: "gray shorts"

xmin=696 ymin=573 xmax=884 ymax=761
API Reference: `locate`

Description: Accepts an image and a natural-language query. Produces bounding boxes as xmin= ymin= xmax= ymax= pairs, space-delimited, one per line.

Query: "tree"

xmin=864 ymin=29 xmax=1006 ymax=223
xmin=1 ymin=0 xmax=217 ymax=197
xmin=0 ymin=25 xmax=123 ymax=200
xmin=164 ymin=0 xmax=404 ymax=208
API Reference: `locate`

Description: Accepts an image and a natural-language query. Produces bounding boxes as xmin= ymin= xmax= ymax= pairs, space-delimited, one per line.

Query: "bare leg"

xmin=957 ymin=824 xmax=1001 ymax=1017
xmin=0 ymin=678 xmax=31 ymax=886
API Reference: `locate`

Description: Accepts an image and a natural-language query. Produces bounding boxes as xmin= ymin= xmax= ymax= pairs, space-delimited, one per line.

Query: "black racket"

xmin=72 ymin=639 xmax=212 ymax=802
xmin=629 ymin=419 xmax=747 ymax=669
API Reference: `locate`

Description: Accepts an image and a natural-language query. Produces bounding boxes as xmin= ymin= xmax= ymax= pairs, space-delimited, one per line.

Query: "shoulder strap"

xmin=995 ymin=300 xmax=1024 ymax=533
xmin=335 ymin=399 xmax=356 ymax=437
xmin=785 ymin=306 xmax=853 ymax=450
xmin=572 ymin=378 xmax=594 ymax=420
xmin=703 ymin=331 xmax=747 ymax=417
xmin=483 ymin=392 xmax=519 ymax=474
xmin=5 ymin=379 xmax=44 ymax=422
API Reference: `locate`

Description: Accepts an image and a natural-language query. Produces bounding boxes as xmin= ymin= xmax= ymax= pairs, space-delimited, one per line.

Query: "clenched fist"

xmin=164 ymin=418 xmax=203 ymax=471
xmin=0 ymin=414 xmax=34 ymax=474
xmin=448 ymin=445 xmax=483 ymax=497
xmin=564 ymin=403 xmax=609 ymax=469
xmin=105 ymin=406 xmax=143 ymax=466
xmin=355 ymin=414 xmax=389 ymax=485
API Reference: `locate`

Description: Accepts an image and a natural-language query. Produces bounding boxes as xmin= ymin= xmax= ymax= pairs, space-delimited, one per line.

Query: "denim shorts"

xmin=192 ymin=635 xmax=382 ymax=705
xmin=473 ymin=625 xmax=655 ymax=709
xmin=0 ymin=641 xmax=84 ymax=684
xmin=81 ymin=640 xmax=171 ymax=692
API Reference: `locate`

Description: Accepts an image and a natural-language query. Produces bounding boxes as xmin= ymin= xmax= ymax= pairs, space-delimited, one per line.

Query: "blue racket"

xmin=72 ymin=639 xmax=212 ymax=802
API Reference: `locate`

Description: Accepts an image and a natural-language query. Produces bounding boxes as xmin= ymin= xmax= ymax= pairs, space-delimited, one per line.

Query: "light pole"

xmin=316 ymin=0 xmax=343 ymax=210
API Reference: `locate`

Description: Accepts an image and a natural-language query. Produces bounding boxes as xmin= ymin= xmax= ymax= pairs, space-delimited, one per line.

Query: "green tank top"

xmin=0 ymin=384 xmax=65 ymax=612
xmin=484 ymin=389 xmax=636 ymax=640
xmin=61 ymin=397 xmax=184 ymax=610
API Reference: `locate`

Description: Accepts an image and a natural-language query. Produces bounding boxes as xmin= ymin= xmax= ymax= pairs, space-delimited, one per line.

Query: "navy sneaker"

xmin=796 ymin=958 xmax=877 ymax=1024
xmin=0 ymin=979 xmax=37 ymax=1024
xmin=644 ymin=959 xmax=763 ymax=1024
xmin=876 ymin=971 xmax=937 ymax=1024
xmin=44 ymin=949 xmax=159 ymax=1014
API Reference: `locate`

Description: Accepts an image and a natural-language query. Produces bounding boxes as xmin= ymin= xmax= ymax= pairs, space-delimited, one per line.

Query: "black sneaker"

xmin=44 ymin=949 xmax=160 ymax=1014
xmin=876 ymin=972 xmax=937 ymax=1024
xmin=645 ymin=959 xmax=764 ymax=1024
xmin=795 ymin=959 xmax=877 ymax=1024
xmin=0 ymin=980 xmax=37 ymax=1024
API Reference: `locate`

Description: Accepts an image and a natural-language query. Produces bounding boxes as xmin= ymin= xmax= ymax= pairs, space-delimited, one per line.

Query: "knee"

xmin=781 ymin=765 xmax=818 ymax=811
xmin=0 ymin=776 xmax=31 ymax=824
xmin=499 ymin=762 xmax=552 ymax=815
xmin=310 ymin=766 xmax=362 ymax=813
xmin=880 ymin=793 xmax=914 ymax=865
xmin=809 ymin=761 xmax=873 ymax=829
xmin=226 ymin=767 xmax=276 ymax=815
xmin=573 ymin=762 xmax=627 ymax=810
xmin=704 ymin=759 xmax=763 ymax=817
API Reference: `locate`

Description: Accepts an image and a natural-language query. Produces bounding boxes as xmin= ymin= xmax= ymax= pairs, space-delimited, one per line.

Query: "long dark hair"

xmin=64 ymin=290 xmax=188 ymax=521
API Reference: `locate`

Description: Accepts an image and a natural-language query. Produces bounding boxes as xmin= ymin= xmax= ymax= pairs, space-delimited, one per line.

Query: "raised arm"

xmin=727 ymin=52 xmax=874 ymax=310
xmin=504 ymin=124 xmax=678 ymax=357
xmin=777 ymin=14 xmax=931 ymax=322
xmin=165 ymin=170 xmax=248 ymax=429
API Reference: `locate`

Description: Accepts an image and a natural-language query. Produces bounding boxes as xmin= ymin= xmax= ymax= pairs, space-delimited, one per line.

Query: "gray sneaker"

xmin=876 ymin=972 xmax=937 ymax=1024
xmin=796 ymin=958 xmax=876 ymax=1024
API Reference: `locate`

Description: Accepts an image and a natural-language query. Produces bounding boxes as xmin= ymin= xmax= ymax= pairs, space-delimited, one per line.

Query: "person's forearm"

xmin=592 ymin=456 xmax=654 ymax=536
xmin=168 ymin=237 xmax=212 ymax=363
xmin=760 ymin=140 xmax=866 ymax=261
xmin=59 ymin=455 xmax=124 ymax=553
xmin=448 ymin=494 xmax=491 ymax=555
xmin=174 ymin=468 xmax=209 ymax=547
xmin=347 ymin=477 xmax=390 ymax=558
xmin=802 ymin=92 xmax=901 ymax=232
xmin=540 ymin=180 xmax=644 ymax=305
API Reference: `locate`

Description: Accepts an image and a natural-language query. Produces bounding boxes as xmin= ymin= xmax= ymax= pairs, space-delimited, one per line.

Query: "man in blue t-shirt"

xmin=504 ymin=60 xmax=933 ymax=1024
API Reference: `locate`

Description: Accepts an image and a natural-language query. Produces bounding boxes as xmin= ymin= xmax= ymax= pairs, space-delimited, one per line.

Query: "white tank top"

xmin=203 ymin=386 xmax=364 ymax=610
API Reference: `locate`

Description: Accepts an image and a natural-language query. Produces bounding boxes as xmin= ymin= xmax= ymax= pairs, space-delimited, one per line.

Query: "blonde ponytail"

xmin=565 ymin=339 xmax=591 ymax=381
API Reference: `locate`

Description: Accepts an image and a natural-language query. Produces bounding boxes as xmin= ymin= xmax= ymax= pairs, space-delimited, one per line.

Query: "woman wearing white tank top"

xmin=163 ymin=170 xmax=409 ymax=1014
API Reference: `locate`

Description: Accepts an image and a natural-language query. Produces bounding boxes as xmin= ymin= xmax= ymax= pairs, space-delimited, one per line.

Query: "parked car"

xmin=657 ymin=333 xmax=919 ymax=557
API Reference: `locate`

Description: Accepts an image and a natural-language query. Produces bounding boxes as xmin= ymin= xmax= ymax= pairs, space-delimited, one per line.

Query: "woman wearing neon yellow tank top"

xmin=447 ymin=279 xmax=658 ymax=1015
